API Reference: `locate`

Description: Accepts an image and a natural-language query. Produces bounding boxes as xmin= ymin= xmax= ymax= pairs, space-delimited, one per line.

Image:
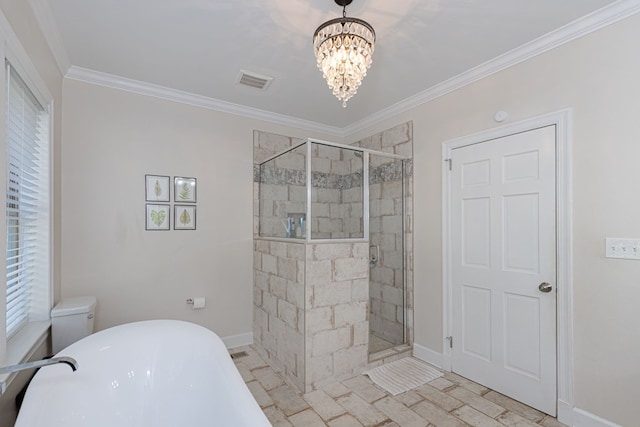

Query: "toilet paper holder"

xmin=186 ymin=297 xmax=206 ymax=308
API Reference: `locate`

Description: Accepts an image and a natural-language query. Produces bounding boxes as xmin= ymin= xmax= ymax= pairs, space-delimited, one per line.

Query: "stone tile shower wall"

xmin=368 ymin=160 xmax=407 ymax=345
xmin=253 ymin=132 xmax=305 ymax=237
xmin=310 ymin=145 xmax=364 ymax=239
xmin=253 ymin=239 xmax=369 ymax=392
xmin=305 ymin=242 xmax=369 ymax=390
xmin=253 ymin=240 xmax=306 ymax=391
xmin=259 ymin=156 xmax=307 ymax=239
xmin=351 ymin=122 xmax=414 ymax=347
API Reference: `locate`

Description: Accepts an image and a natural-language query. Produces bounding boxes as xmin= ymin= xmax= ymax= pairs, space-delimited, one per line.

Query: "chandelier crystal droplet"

xmin=313 ymin=1 xmax=375 ymax=107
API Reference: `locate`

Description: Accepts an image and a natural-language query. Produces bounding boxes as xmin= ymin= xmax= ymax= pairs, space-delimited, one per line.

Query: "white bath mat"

xmin=364 ymin=357 xmax=443 ymax=395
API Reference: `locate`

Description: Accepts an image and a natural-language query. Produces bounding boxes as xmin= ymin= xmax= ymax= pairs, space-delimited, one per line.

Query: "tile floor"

xmin=231 ymin=345 xmax=568 ymax=427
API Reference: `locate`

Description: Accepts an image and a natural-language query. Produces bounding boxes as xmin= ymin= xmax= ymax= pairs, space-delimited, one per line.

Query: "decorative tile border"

xmin=255 ymin=160 xmax=413 ymax=189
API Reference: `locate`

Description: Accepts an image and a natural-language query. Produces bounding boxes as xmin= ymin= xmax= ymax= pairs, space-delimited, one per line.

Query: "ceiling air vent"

xmin=236 ymin=70 xmax=273 ymax=91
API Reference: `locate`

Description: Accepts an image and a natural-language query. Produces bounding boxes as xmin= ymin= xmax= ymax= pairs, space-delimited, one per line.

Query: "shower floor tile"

xmin=368 ymin=334 xmax=396 ymax=354
xmin=231 ymin=345 xmax=567 ymax=427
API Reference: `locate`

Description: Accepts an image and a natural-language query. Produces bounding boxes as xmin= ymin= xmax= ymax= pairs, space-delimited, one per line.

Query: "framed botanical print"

xmin=174 ymin=176 xmax=196 ymax=203
xmin=174 ymin=205 xmax=196 ymax=230
xmin=145 ymin=175 xmax=170 ymax=202
xmin=145 ymin=204 xmax=170 ymax=230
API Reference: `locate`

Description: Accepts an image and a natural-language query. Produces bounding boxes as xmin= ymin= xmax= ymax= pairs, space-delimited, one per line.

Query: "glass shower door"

xmin=368 ymin=155 xmax=406 ymax=354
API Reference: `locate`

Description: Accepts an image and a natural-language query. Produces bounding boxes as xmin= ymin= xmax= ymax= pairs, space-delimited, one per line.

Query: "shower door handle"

xmin=370 ymin=245 xmax=380 ymax=267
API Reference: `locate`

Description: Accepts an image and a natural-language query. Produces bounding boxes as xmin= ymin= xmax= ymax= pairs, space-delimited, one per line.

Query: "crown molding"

xmin=27 ymin=0 xmax=71 ymax=75
xmin=60 ymin=0 xmax=638 ymax=138
xmin=342 ymin=0 xmax=640 ymax=136
xmin=65 ymin=66 xmax=345 ymax=138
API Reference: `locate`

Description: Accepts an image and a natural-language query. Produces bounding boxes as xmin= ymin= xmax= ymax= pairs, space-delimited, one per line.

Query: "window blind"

xmin=5 ymin=62 xmax=50 ymax=339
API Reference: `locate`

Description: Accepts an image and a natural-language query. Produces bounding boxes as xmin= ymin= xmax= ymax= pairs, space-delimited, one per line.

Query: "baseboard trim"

xmin=573 ymin=408 xmax=622 ymax=427
xmin=222 ymin=332 xmax=253 ymax=350
xmin=557 ymin=400 xmax=574 ymax=426
xmin=412 ymin=343 xmax=444 ymax=369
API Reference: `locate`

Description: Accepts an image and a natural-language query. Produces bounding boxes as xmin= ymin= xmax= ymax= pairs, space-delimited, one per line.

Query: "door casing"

xmin=442 ymin=109 xmax=573 ymax=424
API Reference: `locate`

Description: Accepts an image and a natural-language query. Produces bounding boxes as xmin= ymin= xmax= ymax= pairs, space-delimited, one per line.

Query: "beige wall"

xmin=60 ymin=79 xmax=336 ymax=338
xmin=346 ymin=13 xmax=640 ymax=427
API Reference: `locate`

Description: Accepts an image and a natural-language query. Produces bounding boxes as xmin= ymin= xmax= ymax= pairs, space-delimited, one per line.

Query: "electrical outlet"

xmin=605 ymin=238 xmax=640 ymax=260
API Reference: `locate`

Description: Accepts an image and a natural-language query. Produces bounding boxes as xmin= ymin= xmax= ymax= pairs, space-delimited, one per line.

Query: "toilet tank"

xmin=51 ymin=296 xmax=97 ymax=354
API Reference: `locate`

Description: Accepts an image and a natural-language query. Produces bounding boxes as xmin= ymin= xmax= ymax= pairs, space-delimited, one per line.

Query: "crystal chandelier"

xmin=313 ymin=0 xmax=375 ymax=107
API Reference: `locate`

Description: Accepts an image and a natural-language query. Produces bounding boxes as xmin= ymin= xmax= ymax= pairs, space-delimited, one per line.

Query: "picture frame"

xmin=174 ymin=176 xmax=197 ymax=203
xmin=145 ymin=175 xmax=170 ymax=202
xmin=174 ymin=205 xmax=196 ymax=230
xmin=145 ymin=204 xmax=170 ymax=230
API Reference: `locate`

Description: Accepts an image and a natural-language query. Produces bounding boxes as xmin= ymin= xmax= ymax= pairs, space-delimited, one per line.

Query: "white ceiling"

xmin=44 ymin=0 xmax=618 ymax=129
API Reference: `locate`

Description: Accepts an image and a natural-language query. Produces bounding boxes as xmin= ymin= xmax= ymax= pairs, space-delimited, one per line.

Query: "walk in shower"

xmin=253 ymin=134 xmax=412 ymax=392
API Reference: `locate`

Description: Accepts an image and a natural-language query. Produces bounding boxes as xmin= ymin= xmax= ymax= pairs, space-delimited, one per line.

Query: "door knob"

xmin=538 ymin=282 xmax=553 ymax=293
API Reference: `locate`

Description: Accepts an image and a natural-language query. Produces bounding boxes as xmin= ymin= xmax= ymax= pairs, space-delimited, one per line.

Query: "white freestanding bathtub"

xmin=15 ymin=320 xmax=271 ymax=427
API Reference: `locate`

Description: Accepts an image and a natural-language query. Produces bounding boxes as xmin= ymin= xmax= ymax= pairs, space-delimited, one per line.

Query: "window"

xmin=5 ymin=62 xmax=50 ymax=339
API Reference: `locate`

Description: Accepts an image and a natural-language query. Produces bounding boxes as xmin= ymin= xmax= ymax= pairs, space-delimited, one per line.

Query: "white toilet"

xmin=50 ymin=296 xmax=97 ymax=354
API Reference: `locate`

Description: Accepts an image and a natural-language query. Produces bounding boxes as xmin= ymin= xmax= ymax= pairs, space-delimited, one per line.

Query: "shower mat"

xmin=363 ymin=357 xmax=443 ymax=395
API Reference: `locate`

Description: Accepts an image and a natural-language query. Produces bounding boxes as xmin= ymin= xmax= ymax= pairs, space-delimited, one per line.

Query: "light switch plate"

xmin=605 ymin=238 xmax=640 ymax=259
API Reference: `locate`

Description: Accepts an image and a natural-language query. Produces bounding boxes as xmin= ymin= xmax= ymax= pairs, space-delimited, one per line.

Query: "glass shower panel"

xmin=368 ymin=155 xmax=406 ymax=353
xmin=258 ymin=144 xmax=307 ymax=239
xmin=310 ymin=143 xmax=364 ymax=239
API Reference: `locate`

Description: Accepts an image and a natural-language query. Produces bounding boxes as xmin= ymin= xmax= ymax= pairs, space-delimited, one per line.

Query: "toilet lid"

xmin=51 ymin=296 xmax=97 ymax=317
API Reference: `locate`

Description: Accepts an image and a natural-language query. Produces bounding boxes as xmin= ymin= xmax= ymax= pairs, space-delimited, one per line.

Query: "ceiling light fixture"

xmin=313 ymin=0 xmax=375 ymax=108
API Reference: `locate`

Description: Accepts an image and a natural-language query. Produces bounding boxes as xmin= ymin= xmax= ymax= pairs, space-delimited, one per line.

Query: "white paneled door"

xmin=450 ymin=125 xmax=557 ymax=415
